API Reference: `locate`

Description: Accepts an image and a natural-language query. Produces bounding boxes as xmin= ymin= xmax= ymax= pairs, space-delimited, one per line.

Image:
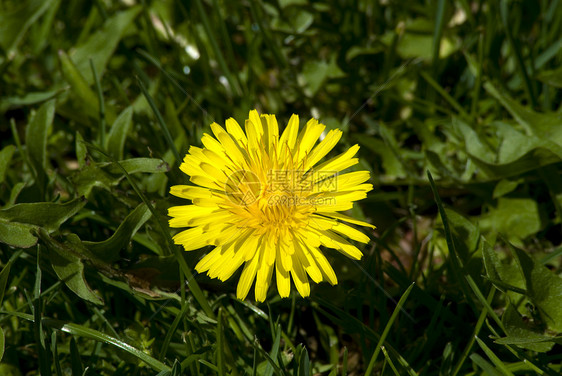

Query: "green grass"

xmin=2 ymin=0 xmax=562 ymax=374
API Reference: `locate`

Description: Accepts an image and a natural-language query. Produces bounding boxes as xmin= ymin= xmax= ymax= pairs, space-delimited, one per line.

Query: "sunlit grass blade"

xmin=365 ymin=282 xmax=415 ymax=376
xmin=475 ymin=336 xmax=515 ymax=376
xmin=43 ymin=319 xmax=171 ymax=372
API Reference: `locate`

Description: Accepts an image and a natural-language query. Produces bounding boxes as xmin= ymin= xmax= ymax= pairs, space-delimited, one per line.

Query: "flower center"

xmin=224 ymin=170 xmax=315 ymax=235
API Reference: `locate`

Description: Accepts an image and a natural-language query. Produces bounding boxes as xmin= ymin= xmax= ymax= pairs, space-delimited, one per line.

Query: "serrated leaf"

xmin=454 ymin=119 xmax=562 ymax=181
xmin=71 ymin=158 xmax=169 ymax=197
xmin=37 ymin=230 xmax=103 ymax=305
xmin=0 ymin=198 xmax=86 ymax=248
xmin=70 ymin=6 xmax=142 ymax=84
xmin=105 ymin=158 xmax=170 ymax=175
xmin=482 ymin=241 xmax=526 ymax=295
xmin=26 ymin=99 xmax=55 ymax=177
xmin=485 ymin=82 xmax=562 ymax=147
xmin=0 ymin=144 xmax=16 ymax=184
xmin=0 ymin=197 xmax=86 ymax=232
xmin=106 ymin=106 xmax=133 ymax=160
xmin=84 ymin=203 xmax=151 ymax=263
xmin=496 ymin=304 xmax=556 ymax=352
xmin=510 ymin=243 xmax=562 ymax=333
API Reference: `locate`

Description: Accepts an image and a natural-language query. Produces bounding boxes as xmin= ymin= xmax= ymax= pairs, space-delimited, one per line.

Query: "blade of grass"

xmin=427 ymin=170 xmax=477 ymax=315
xmin=381 ymin=346 xmax=401 ymax=376
xmin=34 ymin=246 xmax=52 ymax=376
xmin=51 ymin=331 xmax=63 ymax=376
xmin=365 ymin=282 xmax=415 ymax=376
xmin=431 ymin=0 xmax=446 ymax=75
xmin=419 ymin=71 xmax=470 ymax=119
xmin=90 ymin=59 xmax=106 ymax=148
xmin=192 ymin=0 xmax=241 ymax=95
xmin=475 ymin=336 xmax=515 ymax=376
xmin=137 ymin=77 xmax=180 ymax=164
xmin=499 ymin=0 xmax=537 ymax=107
xmin=43 ymin=318 xmax=171 ymax=372
xmin=136 ymin=48 xmax=212 ymax=125
xmin=470 ymin=353 xmax=504 ymax=376
xmin=217 ymin=307 xmax=225 ymax=376
xmin=451 ymin=288 xmax=495 ymax=376
xmin=158 ymin=299 xmax=190 ymax=361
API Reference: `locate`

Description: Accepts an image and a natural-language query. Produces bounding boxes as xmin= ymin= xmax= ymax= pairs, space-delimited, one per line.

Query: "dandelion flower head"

xmin=168 ymin=110 xmax=374 ymax=301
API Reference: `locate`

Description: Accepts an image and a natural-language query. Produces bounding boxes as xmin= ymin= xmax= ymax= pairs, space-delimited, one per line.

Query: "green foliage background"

xmin=1 ymin=0 xmax=562 ymax=374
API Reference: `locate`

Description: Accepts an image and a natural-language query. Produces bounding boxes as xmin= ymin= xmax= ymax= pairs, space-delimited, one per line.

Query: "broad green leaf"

xmin=493 ymin=179 xmax=520 ymax=199
xmin=302 ymin=60 xmax=329 ymax=96
xmin=75 ymin=132 xmax=87 ymax=168
xmin=485 ymin=82 xmax=562 ymax=147
xmin=495 ymin=304 xmax=556 ymax=352
xmin=71 ymin=158 xmax=169 ymax=197
xmin=345 ymin=46 xmax=385 ymax=62
xmin=37 ymin=230 xmax=103 ymax=305
xmin=0 ymin=144 xmax=16 ymax=184
xmin=85 ymin=203 xmax=151 ymax=263
xmin=59 ymin=50 xmax=101 ymax=120
xmin=70 ymin=6 xmax=142 ymax=84
xmin=380 ymin=21 xmax=458 ymax=60
xmin=510 ymin=243 xmax=562 ymax=333
xmin=26 ymin=99 xmax=55 ymax=175
xmin=71 ymin=163 xmax=115 ymax=197
xmin=454 ymin=119 xmax=562 ymax=181
xmin=444 ymin=208 xmax=480 ymax=263
xmin=0 ymin=364 xmax=22 ymax=376
xmin=0 ymin=197 xmax=86 ymax=232
xmin=0 ymin=221 xmax=37 ymax=248
xmin=482 ymin=241 xmax=526 ymax=295
xmin=536 ymin=66 xmax=562 ymax=88
xmin=0 ymin=90 xmax=60 ymax=114
xmin=0 ymin=198 xmax=86 ymax=248
xmin=0 ymin=0 xmax=53 ymax=55
xmin=356 ymin=136 xmax=407 ymax=180
xmin=479 ymin=198 xmax=541 ymax=242
xmin=105 ymin=158 xmax=170 ymax=175
xmin=106 ymin=106 xmax=133 ymax=160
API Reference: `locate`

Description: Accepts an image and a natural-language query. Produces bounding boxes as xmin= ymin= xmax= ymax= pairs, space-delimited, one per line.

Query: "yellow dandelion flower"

xmin=168 ymin=110 xmax=374 ymax=302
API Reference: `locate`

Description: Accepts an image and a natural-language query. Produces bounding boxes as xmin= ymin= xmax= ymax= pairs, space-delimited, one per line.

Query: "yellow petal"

xmin=236 ymin=255 xmax=260 ymax=300
xmin=278 ymin=114 xmax=299 ymax=156
xmin=304 ymin=129 xmax=342 ymax=170
xmin=225 ymin=117 xmax=248 ymax=145
xmin=255 ymin=260 xmax=273 ymax=302
xmin=275 ymin=259 xmax=291 ymax=298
